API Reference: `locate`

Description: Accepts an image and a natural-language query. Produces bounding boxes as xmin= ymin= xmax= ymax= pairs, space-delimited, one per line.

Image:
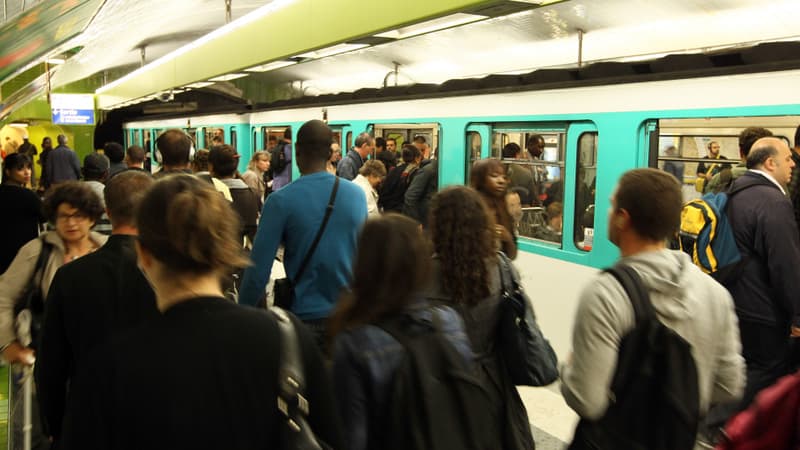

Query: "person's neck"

xmin=3 ymin=180 xmax=25 ymax=188
xmin=153 ymin=273 xmax=223 ymax=312
xmin=618 ymin=236 xmax=665 ymax=258
xmin=300 ymin=161 xmax=328 ymax=175
xmin=162 ymin=164 xmax=189 ymax=172
xmin=111 ymin=224 xmax=138 ymax=236
xmin=63 ymin=238 xmax=95 ymax=256
xmin=127 ymin=163 xmax=144 ymax=169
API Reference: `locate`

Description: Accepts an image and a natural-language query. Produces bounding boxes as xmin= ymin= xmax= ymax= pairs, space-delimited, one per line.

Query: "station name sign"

xmin=51 ymin=94 xmax=95 ymax=125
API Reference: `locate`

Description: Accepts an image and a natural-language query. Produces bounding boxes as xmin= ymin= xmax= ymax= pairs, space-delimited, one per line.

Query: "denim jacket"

xmin=331 ymin=301 xmax=471 ymax=450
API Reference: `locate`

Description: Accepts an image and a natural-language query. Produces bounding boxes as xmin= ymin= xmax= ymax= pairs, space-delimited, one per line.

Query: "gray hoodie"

xmin=561 ymin=249 xmax=745 ymax=425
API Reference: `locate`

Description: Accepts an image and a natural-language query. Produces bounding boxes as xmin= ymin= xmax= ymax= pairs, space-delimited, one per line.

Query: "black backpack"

xmin=378 ymin=163 xmax=418 ymax=212
xmin=569 ymin=264 xmax=700 ymax=450
xmin=379 ymin=310 xmax=497 ymax=450
xmin=270 ymin=141 xmax=289 ymax=176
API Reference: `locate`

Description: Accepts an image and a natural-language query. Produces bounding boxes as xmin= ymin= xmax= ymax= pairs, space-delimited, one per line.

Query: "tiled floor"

xmin=519 ymin=383 xmax=578 ymax=449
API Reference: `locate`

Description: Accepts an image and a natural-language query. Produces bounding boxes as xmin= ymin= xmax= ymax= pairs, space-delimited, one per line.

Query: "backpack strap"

xmin=290 ymin=177 xmax=339 ymax=285
xmin=604 ymin=264 xmax=655 ymax=324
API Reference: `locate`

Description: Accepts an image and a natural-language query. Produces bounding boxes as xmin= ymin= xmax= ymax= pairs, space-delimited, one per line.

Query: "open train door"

xmin=643 ymin=119 xmax=660 ymax=168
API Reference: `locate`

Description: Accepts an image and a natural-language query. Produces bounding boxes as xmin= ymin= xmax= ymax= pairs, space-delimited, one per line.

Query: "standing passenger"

xmin=239 ymin=120 xmax=367 ymax=346
xmin=330 ymin=214 xmax=473 ymax=450
xmin=46 ymin=135 xmax=81 ymax=185
xmin=425 ymin=186 xmax=535 ymax=449
xmin=241 ymin=150 xmax=269 ymax=203
xmin=81 ymin=153 xmax=112 ymax=235
xmin=103 ymin=142 xmax=127 ymax=178
xmin=209 ymin=145 xmax=259 ymax=244
xmin=470 ymin=158 xmax=517 ymax=259
xmin=337 ymin=132 xmax=374 ymax=181
xmin=705 ymin=127 xmax=772 ymax=194
xmin=38 ymin=136 xmax=54 ymax=192
xmin=36 ymin=172 xmax=159 ymax=447
xmin=352 ymin=160 xmax=387 ymax=218
xmin=725 ymin=137 xmax=800 ymax=413
xmin=0 ymin=154 xmax=44 ymax=274
xmin=153 ymin=129 xmax=194 ymax=178
xmin=66 ymin=175 xmax=342 ymax=450
xmin=17 ymin=134 xmax=38 ymax=187
xmin=270 ymin=128 xmax=293 ymax=191
xmin=787 ymin=125 xmax=800 ymax=236
xmin=561 ymin=168 xmax=744 ymax=447
xmin=123 ymin=145 xmax=148 ymax=173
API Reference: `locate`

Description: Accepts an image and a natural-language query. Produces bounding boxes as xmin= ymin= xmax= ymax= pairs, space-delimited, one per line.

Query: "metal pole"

xmin=577 ymin=29 xmax=585 ymax=68
xmin=225 ymin=0 xmax=231 ymax=24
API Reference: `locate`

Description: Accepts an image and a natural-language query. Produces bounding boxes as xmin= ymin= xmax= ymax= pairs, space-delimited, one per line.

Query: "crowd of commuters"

xmin=3 ymin=120 xmax=800 ymax=449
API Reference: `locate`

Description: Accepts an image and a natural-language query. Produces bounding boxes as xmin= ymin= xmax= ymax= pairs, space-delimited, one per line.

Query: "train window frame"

xmin=574 ymin=132 xmax=598 ymax=252
xmin=653 ymin=115 xmax=800 ymax=204
xmin=230 ymin=127 xmax=237 ymax=150
xmin=374 ymin=123 xmax=440 ymax=157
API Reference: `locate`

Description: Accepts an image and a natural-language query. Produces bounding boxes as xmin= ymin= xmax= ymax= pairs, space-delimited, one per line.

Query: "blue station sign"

xmin=51 ymin=93 xmax=95 ymax=125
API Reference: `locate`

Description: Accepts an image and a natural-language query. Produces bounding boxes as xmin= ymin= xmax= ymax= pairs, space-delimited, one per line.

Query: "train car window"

xmin=252 ymin=129 xmax=258 ymax=152
xmin=374 ymin=124 xmax=440 ymax=162
xmin=493 ymin=129 xmax=564 ymax=244
xmin=230 ymin=128 xmax=237 ymax=150
xmin=655 ymin=115 xmax=800 ymax=203
xmin=575 ymin=132 xmax=598 ymax=252
xmin=186 ymin=128 xmax=197 ymax=148
xmin=346 ymin=132 xmax=353 ymax=151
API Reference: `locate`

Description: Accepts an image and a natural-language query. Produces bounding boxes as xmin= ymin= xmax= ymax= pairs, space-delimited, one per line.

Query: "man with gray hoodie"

xmin=561 ymin=168 xmax=745 ymax=447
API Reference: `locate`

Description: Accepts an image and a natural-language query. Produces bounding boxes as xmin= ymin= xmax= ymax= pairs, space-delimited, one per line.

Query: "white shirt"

xmin=749 ymin=169 xmax=786 ymax=195
xmin=353 ymin=174 xmax=379 ymax=218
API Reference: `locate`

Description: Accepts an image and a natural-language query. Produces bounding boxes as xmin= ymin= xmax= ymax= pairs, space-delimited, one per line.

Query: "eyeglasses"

xmin=56 ymin=211 xmax=89 ymax=222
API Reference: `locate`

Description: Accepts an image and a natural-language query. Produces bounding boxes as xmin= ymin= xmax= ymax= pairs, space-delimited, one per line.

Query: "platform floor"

xmin=520 ymin=383 xmax=578 ymax=449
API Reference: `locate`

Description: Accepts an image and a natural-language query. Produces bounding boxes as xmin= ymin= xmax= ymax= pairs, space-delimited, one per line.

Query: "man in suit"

xmin=36 ymin=171 xmax=160 ymax=445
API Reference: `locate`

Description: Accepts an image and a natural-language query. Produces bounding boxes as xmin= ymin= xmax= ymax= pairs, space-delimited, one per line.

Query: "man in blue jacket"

xmin=239 ymin=120 xmax=367 ymax=346
xmin=727 ymin=136 xmax=800 ymax=412
xmin=337 ymin=132 xmax=374 ymax=180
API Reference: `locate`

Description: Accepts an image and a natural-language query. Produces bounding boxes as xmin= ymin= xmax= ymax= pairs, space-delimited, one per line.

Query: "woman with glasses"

xmin=0 ymin=181 xmax=105 ymax=449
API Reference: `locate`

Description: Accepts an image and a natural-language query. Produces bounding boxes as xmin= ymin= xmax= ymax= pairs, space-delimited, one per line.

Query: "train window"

xmin=655 ymin=115 xmax=800 ymax=203
xmin=230 ymin=128 xmax=237 ymax=150
xmin=467 ymin=131 xmax=481 ymax=163
xmin=260 ymin=128 xmax=287 ymax=150
xmin=575 ymin=132 xmax=598 ymax=251
xmin=186 ymin=128 xmax=197 ymax=148
xmin=374 ymin=124 xmax=440 ymax=162
xmin=491 ymin=129 xmax=564 ymax=244
xmin=346 ymin=132 xmax=353 ymax=151
xmin=252 ymin=129 xmax=258 ymax=152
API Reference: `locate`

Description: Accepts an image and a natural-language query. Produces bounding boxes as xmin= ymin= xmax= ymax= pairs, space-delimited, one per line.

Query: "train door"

xmin=329 ymin=125 xmax=347 ymax=161
xmin=566 ymin=123 xmax=598 ymax=252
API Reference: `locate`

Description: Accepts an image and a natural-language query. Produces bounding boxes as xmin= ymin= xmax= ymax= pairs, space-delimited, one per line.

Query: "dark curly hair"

xmin=429 ymin=186 xmax=496 ymax=305
xmin=42 ymin=181 xmax=105 ymax=225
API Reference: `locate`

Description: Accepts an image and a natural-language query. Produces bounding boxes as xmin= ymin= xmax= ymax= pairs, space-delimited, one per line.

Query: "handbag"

xmin=496 ymin=252 xmax=559 ymax=386
xmin=272 ymin=307 xmax=332 ymax=450
xmin=14 ymin=238 xmax=53 ymax=350
xmin=273 ymin=177 xmax=340 ymax=310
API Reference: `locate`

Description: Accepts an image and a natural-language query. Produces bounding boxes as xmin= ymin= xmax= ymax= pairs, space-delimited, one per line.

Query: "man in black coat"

xmin=727 ymin=137 xmax=800 ymax=412
xmin=36 ymin=171 xmax=159 ymax=444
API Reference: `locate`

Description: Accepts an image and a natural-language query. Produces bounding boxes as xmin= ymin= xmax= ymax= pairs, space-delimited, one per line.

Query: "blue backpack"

xmin=678 ymin=184 xmax=751 ymax=285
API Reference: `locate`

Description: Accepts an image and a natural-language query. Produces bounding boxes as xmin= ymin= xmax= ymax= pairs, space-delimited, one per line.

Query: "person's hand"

xmin=2 ymin=342 xmax=35 ymax=365
xmin=790 ymin=326 xmax=800 ymax=337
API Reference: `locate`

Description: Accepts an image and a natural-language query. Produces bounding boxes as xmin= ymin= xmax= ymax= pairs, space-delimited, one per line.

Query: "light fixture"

xmin=207 ymin=73 xmax=248 ymax=82
xmin=296 ymin=43 xmax=369 ymax=59
xmin=374 ymin=13 xmax=486 ymax=39
xmin=96 ymin=0 xmax=298 ymax=94
xmin=9 ymin=122 xmax=29 ymax=127
xmin=244 ymin=60 xmax=298 ymax=72
xmin=46 ymin=58 xmax=66 ymax=65
xmin=183 ymin=81 xmax=215 ymax=89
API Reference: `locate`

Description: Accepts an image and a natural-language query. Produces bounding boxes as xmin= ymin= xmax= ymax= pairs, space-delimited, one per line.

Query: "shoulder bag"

xmin=273 ymin=307 xmax=331 ymax=450
xmin=496 ymin=252 xmax=559 ymax=386
xmin=273 ymin=177 xmax=339 ymax=310
xmin=14 ymin=237 xmax=53 ymax=349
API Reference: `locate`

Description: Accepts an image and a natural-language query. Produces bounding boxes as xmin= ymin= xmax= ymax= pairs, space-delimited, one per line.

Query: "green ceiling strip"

xmin=0 ymin=0 xmax=105 ymax=83
xmin=96 ymin=0 xmax=497 ymax=108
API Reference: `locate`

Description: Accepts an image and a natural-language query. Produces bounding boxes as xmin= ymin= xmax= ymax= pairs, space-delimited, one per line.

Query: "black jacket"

xmin=727 ymin=171 xmax=800 ymax=329
xmin=403 ymin=159 xmax=438 ymax=225
xmin=64 ymin=298 xmax=343 ymax=450
xmin=0 ymin=185 xmax=43 ymax=273
xmin=36 ymin=235 xmax=160 ymax=441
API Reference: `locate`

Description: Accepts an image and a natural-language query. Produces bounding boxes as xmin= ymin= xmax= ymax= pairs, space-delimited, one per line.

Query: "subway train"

xmin=122 ymin=41 xmax=800 ymax=360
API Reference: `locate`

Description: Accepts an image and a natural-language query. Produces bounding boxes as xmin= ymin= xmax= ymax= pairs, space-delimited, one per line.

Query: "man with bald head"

xmin=239 ymin=120 xmax=367 ymax=347
xmin=725 ymin=136 xmax=800 ymax=415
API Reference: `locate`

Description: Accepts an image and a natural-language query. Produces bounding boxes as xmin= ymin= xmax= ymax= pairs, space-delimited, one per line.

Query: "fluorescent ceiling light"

xmin=208 ymin=73 xmax=248 ymax=82
xmin=96 ymin=0 xmax=297 ymax=94
xmin=9 ymin=122 xmax=28 ymax=127
xmin=245 ymin=60 xmax=298 ymax=72
xmin=183 ymin=81 xmax=215 ymax=89
xmin=296 ymin=43 xmax=369 ymax=59
xmin=46 ymin=58 xmax=66 ymax=65
xmin=375 ymin=13 xmax=486 ymax=39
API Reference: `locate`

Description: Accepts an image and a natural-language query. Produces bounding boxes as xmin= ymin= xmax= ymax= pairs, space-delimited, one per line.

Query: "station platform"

xmin=521 ymin=384 xmax=578 ymax=449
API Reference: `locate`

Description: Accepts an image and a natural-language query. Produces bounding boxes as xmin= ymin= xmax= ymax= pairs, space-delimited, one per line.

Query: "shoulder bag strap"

xmin=291 ymin=177 xmax=340 ymax=285
xmin=25 ymin=238 xmax=53 ymax=310
xmin=604 ymin=264 xmax=655 ymax=324
xmin=273 ymin=308 xmax=322 ymax=449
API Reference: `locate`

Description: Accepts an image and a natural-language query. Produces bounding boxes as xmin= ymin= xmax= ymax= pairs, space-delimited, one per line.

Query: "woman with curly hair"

xmin=470 ymin=158 xmax=517 ymax=259
xmin=427 ymin=186 xmax=534 ymax=449
xmin=0 ymin=181 xmax=106 ymax=449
